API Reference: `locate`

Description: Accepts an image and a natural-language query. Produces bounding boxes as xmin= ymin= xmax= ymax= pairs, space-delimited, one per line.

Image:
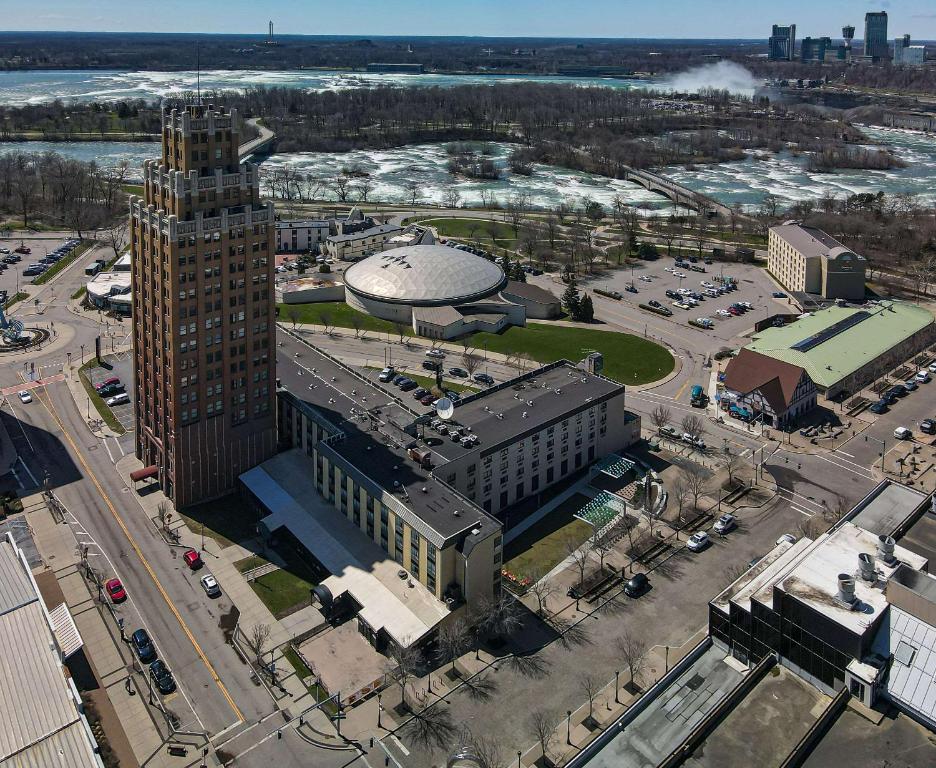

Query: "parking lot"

xmin=0 ymin=235 xmax=85 ymax=299
xmin=86 ymin=354 xmax=135 ymax=432
xmin=579 ymin=259 xmax=789 ymax=347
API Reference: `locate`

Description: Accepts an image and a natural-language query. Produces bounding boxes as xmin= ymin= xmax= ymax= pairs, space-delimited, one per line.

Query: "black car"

xmin=149 ymin=659 xmax=176 ymax=694
xmin=399 ymin=379 xmax=418 ymax=392
xmin=131 ymin=628 xmax=157 ymax=663
xmin=648 ymin=300 xmax=662 ymax=308
xmin=412 ymin=387 xmax=429 ymax=399
xmin=869 ymin=400 xmax=889 ymax=415
xmin=392 ymin=375 xmax=407 ymax=386
xmin=473 ymin=372 xmax=495 ymax=386
xmin=422 ymin=360 xmax=441 ymax=371
xmin=448 ymin=367 xmax=468 ymax=378
xmin=920 ymin=419 xmax=936 ymax=435
xmin=887 ymin=385 xmax=908 ymax=399
xmin=445 ymin=391 xmax=462 ymax=403
xmin=98 ymin=384 xmax=125 ymax=398
xmin=665 ymin=289 xmax=680 ymax=299
xmin=624 ymin=573 xmax=649 ymax=598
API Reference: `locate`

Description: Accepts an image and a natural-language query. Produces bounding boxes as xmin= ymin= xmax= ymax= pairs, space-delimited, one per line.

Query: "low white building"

xmin=275 ymin=219 xmax=330 ymax=253
xmin=325 ymin=223 xmax=403 ymax=261
xmin=85 ymin=270 xmax=132 ymax=314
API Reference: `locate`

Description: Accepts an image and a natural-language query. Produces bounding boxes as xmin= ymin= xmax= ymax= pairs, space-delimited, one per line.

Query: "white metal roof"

xmin=344 ymin=244 xmax=506 ymax=305
xmin=0 ymin=543 xmax=36 ymax=616
xmin=872 ymin=606 xmax=936 ymax=726
xmin=48 ymin=602 xmax=83 ymax=659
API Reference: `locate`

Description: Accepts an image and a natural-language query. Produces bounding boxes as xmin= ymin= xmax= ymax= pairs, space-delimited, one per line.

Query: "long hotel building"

xmin=130 ymin=104 xmax=276 ymax=507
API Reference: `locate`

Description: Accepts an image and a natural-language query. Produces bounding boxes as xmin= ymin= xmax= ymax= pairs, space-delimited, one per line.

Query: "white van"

xmin=894 ymin=426 xmax=912 ymax=440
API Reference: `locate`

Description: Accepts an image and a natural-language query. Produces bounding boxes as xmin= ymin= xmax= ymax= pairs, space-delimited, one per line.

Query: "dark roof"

xmin=428 ymin=361 xmax=627 ymax=461
xmin=275 ymin=342 xmax=499 ymax=545
xmin=501 ymin=281 xmax=560 ymax=305
xmin=723 ymin=348 xmax=808 ymax=414
xmin=327 ymin=224 xmax=401 ymax=244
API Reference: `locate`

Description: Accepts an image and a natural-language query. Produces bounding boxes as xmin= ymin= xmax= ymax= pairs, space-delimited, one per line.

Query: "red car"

xmin=14 ymin=246 xmax=30 ymax=254
xmin=105 ymin=578 xmax=127 ymax=603
xmin=183 ymin=549 xmax=203 ymax=570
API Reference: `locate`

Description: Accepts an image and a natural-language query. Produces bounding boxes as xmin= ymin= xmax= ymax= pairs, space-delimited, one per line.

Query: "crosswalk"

xmin=0 ymin=373 xmax=65 ymax=397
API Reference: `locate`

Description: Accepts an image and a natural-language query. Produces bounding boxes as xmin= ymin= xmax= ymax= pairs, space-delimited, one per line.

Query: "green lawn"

xmin=504 ymin=493 xmax=594 ymax=579
xmin=77 ymin=359 xmax=126 ymax=435
xmin=2 ymin=291 xmax=27 ymax=310
xmin=474 ymin=324 xmax=674 ymax=385
xmin=278 ymin=302 xmax=413 ymax=337
xmin=249 ymin=568 xmax=317 ymax=618
xmin=419 ymin=217 xmax=517 ymax=243
xmin=178 ymin=493 xmax=262 ymax=549
xmin=234 ymin=555 xmax=268 ymax=574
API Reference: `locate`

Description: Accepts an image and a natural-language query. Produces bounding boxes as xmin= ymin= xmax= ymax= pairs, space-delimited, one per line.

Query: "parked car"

xmin=868 ymin=400 xmax=889 ymax=415
xmin=183 ymin=549 xmax=203 ymax=570
xmin=149 ymin=659 xmax=177 ymax=694
xmin=420 ymin=394 xmax=435 ymax=406
xmin=665 ymin=289 xmax=680 ymax=299
xmin=686 ymin=531 xmax=710 ymax=552
xmin=412 ymin=388 xmax=429 ymax=399
xmin=624 ymin=572 xmax=649 ymax=598
xmin=95 ymin=377 xmax=120 ymax=392
xmin=422 ymin=360 xmax=441 ymax=371
xmin=682 ymin=432 xmax=705 ymax=450
xmin=771 ymin=291 xmax=786 ymax=298
xmin=425 ymin=348 xmax=446 ymax=359
xmin=131 ymin=628 xmax=157 ymax=663
xmin=916 ymin=370 xmax=931 ymax=383
xmin=904 ymin=380 xmax=918 ymax=392
xmin=928 ymin=362 xmax=936 ymax=374
xmin=17 ymin=390 xmax=32 ymax=404
xmin=201 ymin=574 xmax=222 ymax=598
xmin=14 ymin=245 xmax=30 ymax=254
xmin=659 ymin=425 xmax=680 ymax=439
xmin=398 ymin=379 xmax=418 ymax=392
xmin=105 ymin=578 xmax=127 ymax=603
xmin=894 ymin=426 xmax=913 ymax=440
xmin=639 ymin=275 xmax=652 ymax=282
xmin=378 ymin=367 xmax=395 ymax=382
xmin=672 ymin=301 xmax=690 ymax=310
xmin=473 ymin=372 xmax=494 ymax=385
xmin=106 ymin=393 xmax=130 ymax=407
xmin=920 ymin=419 xmax=936 ymax=435
xmin=713 ymin=513 xmax=737 ymax=534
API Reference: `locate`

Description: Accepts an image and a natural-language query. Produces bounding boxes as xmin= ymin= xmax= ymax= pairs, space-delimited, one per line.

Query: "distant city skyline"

xmin=8 ymin=1 xmax=936 ymax=40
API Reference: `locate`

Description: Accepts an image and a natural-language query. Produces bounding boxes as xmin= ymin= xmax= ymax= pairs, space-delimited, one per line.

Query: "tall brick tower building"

xmin=130 ymin=104 xmax=276 ymax=508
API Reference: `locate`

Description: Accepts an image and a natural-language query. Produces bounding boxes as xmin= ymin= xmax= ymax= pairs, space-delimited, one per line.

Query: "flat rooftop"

xmin=802 ymin=708 xmax=936 ymax=768
xmin=848 ymin=480 xmax=930 ymax=537
xmin=243 ymin=450 xmax=450 ymax=647
xmin=276 ymin=341 xmax=499 ymax=545
xmin=777 ymin=522 xmax=927 ymax=637
xmin=746 ymin=301 xmax=934 ymax=388
xmin=427 ymin=361 xmax=626 ymax=461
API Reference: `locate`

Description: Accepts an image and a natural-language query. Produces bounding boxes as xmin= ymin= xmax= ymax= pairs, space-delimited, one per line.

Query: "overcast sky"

xmin=10 ymin=1 xmax=936 ymax=40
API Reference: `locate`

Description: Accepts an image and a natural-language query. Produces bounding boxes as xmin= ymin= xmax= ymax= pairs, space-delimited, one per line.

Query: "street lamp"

xmin=566 ymin=710 xmax=572 ymax=745
xmin=517 ymin=751 xmax=522 ymax=768
xmin=614 ymin=670 xmax=620 ymax=704
xmin=864 ymin=434 xmax=886 ymax=470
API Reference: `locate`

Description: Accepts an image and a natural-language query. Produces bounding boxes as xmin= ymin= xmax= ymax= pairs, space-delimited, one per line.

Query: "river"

xmin=2 ymin=125 xmax=935 ymax=213
xmin=0 ymin=69 xmax=652 ymax=106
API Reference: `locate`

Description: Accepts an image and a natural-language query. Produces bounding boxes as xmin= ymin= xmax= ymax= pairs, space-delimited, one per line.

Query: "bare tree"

xmin=404 ymin=179 xmax=419 ymax=207
xmin=462 ymin=351 xmax=482 ymax=378
xmin=350 ymin=314 xmax=363 ymax=339
xmin=527 ymin=572 xmax=555 ymax=616
xmin=442 ymin=185 xmax=462 ymax=209
xmin=436 ymin=618 xmax=470 ymax=675
xmin=616 ymin=631 xmax=648 ymax=693
xmin=680 ymin=414 xmax=705 ymax=443
xmin=286 ymin=304 xmax=301 ymax=329
xmin=457 ymin=727 xmax=505 ymax=768
xmin=477 ymin=594 xmax=523 ymax=642
xmin=356 ymin=177 xmax=374 ymax=204
xmin=393 ymin=322 xmax=407 ymax=343
xmin=721 ymin=447 xmax=744 ymax=487
xmin=670 ymin=475 xmax=690 ymax=525
xmin=387 ymin=640 xmax=423 ymax=711
xmin=318 ymin=310 xmax=332 ymax=334
xmin=566 ymin=536 xmax=592 ymax=588
xmin=580 ymin=673 xmax=601 ymax=723
xmin=528 ymin=709 xmax=557 ymax=767
xmin=650 ymin=404 xmax=672 ymax=433
xmin=332 ymin=175 xmax=350 ymax=203
xmin=103 ymin=217 xmax=128 ymax=259
xmin=681 ymin=463 xmax=707 ymax=511
xmin=247 ymin=623 xmax=271 ymax=665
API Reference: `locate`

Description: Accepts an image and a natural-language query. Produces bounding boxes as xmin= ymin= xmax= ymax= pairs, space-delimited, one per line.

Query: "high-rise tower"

xmin=864 ymin=11 xmax=888 ymax=61
xmin=130 ymin=104 xmax=276 ymax=508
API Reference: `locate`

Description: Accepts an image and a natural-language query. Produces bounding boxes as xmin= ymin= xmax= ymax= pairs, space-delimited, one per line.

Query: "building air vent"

xmin=877 ymin=535 xmax=896 ymax=565
xmin=837 ymin=574 xmax=857 ymax=607
xmin=858 ymin=552 xmax=876 ymax=582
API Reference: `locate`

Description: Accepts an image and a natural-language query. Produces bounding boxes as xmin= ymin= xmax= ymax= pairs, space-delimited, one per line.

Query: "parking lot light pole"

xmin=864 ymin=434 xmax=886 ymax=470
xmin=566 ymin=710 xmax=572 ymax=745
xmin=517 ymin=751 xmax=522 ymax=768
xmin=614 ymin=670 xmax=620 ymax=704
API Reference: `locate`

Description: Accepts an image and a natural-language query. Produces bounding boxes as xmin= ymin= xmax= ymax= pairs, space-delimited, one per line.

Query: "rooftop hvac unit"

xmin=837 ymin=574 xmax=857 ymax=607
xmin=858 ymin=553 xmax=876 ymax=582
xmin=877 ymin=535 xmax=896 ymax=565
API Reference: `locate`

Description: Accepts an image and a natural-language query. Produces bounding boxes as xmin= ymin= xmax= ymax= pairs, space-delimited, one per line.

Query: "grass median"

xmin=2 ymin=291 xmax=27 ymax=310
xmin=33 ymin=241 xmax=94 ymax=285
xmin=278 ymin=301 xmax=412 ymax=337
xmin=77 ymin=359 xmax=126 ymax=435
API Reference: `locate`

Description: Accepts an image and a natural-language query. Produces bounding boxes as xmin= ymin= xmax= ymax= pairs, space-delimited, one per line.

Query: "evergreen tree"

xmin=579 ymin=293 xmax=595 ymax=323
xmin=511 ymin=262 xmax=527 ymax=282
xmin=562 ymin=275 xmax=581 ymax=319
xmin=501 ymin=252 xmax=513 ymax=279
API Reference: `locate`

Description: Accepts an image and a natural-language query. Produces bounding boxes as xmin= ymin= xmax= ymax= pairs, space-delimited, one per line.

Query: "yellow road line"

xmin=673 ymin=379 xmax=691 ymax=402
xmin=33 ymin=383 xmax=244 ymax=723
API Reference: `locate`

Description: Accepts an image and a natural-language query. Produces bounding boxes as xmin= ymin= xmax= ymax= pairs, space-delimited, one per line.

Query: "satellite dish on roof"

xmin=435 ymin=397 xmax=455 ymax=420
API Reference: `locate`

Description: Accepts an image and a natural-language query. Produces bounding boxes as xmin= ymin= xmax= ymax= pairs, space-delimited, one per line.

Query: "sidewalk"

xmin=114 ymin=455 xmax=322 ymax=720
xmin=25 ymin=493 xmax=197 ymax=768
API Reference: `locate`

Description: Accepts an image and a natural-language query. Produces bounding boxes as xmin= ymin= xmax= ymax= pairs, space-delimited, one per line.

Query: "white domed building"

xmin=343 ymin=244 xmax=559 ymax=339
